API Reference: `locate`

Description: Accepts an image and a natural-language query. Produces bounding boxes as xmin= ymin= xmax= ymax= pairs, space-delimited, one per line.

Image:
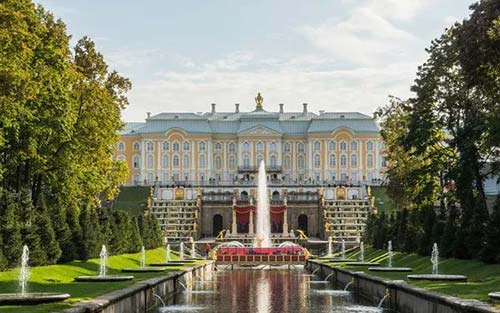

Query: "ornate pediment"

xmin=239 ymin=126 xmax=282 ymax=136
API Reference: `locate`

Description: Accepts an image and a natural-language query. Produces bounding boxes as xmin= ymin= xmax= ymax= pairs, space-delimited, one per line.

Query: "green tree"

xmin=440 ymin=204 xmax=459 ymax=258
xmin=480 ymin=197 xmax=500 ymax=263
xmin=0 ymin=191 xmax=23 ymax=267
xmin=79 ymin=206 xmax=101 ymax=260
xmin=128 ymin=217 xmax=143 ymax=253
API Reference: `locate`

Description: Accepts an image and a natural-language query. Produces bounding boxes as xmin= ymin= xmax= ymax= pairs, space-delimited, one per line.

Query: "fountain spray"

xmin=166 ymin=244 xmax=171 ymax=263
xmin=140 ymin=246 xmax=146 ymax=268
xmin=327 ymin=236 xmax=333 ymax=256
xmin=99 ymin=245 xmax=108 ymax=277
xmin=255 ymin=161 xmax=271 ymax=247
xmin=360 ymin=241 xmax=365 ymax=262
xmin=180 ymin=242 xmax=185 ymax=260
xmin=341 ymin=240 xmax=346 ymax=260
xmin=431 ymin=243 xmax=439 ymax=275
xmin=387 ymin=241 xmax=393 ymax=268
xmin=19 ymin=245 xmax=30 ymax=297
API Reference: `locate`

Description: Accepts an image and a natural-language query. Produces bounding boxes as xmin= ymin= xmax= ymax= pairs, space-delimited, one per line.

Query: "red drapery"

xmin=234 ymin=205 xmax=255 ymax=225
xmin=270 ymin=205 xmax=286 ymax=224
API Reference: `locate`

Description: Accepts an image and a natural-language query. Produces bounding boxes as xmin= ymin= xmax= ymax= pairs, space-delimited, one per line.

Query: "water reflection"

xmin=158 ymin=267 xmax=384 ymax=313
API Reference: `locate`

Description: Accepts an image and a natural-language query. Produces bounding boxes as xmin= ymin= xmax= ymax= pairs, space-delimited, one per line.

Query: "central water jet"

xmin=255 ymin=161 xmax=271 ymax=248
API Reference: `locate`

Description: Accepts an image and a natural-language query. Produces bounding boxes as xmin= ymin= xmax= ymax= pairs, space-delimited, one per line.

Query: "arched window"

xmin=329 ymin=154 xmax=336 ymax=167
xmin=117 ymin=154 xmax=126 ymax=161
xmin=229 ymin=143 xmax=236 ymax=152
xmin=329 ymin=141 xmax=336 ymax=151
xmin=367 ymin=154 xmax=374 ymax=168
xmin=133 ymin=142 xmax=140 ymax=150
xmin=199 ymin=141 xmax=206 ymax=151
xmin=298 ymin=155 xmax=305 ymax=169
xmin=257 ymin=154 xmax=263 ymax=166
xmin=314 ymin=154 xmax=321 ymax=167
xmin=173 ymin=142 xmax=180 ymax=151
xmin=146 ymin=154 xmax=154 ymax=169
xmin=173 ymin=155 xmax=179 ymax=168
xmin=243 ymin=142 xmax=250 ymax=152
xmin=183 ymin=141 xmax=190 ymax=151
xmin=270 ymin=142 xmax=276 ymax=152
xmin=257 ymin=142 xmax=263 ymax=152
xmin=162 ymin=154 xmax=169 ymax=168
xmin=284 ymin=143 xmax=291 ymax=152
xmin=229 ymin=156 xmax=236 ymax=169
xmin=270 ymin=155 xmax=277 ymax=167
xmin=243 ymin=155 xmax=250 ymax=167
xmin=133 ymin=155 xmax=140 ymax=168
xmin=314 ymin=141 xmax=321 ymax=151
xmin=162 ymin=141 xmax=169 ymax=151
xmin=183 ymin=154 xmax=190 ymax=167
xmin=146 ymin=141 xmax=154 ymax=152
xmin=350 ymin=141 xmax=358 ymax=151
xmin=340 ymin=154 xmax=347 ymax=168
xmin=215 ymin=142 xmax=222 ymax=152
xmin=284 ymin=156 xmax=291 ymax=169
xmin=117 ymin=142 xmax=125 ymax=151
xmin=367 ymin=141 xmax=374 ymax=151
xmin=215 ymin=156 xmax=222 ymax=169
xmin=340 ymin=141 xmax=347 ymax=151
xmin=298 ymin=143 xmax=305 ymax=153
xmin=351 ymin=154 xmax=357 ymax=167
xmin=199 ymin=155 xmax=206 ymax=168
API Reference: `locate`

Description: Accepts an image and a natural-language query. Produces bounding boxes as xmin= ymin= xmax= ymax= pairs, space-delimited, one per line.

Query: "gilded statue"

xmin=255 ymin=92 xmax=264 ymax=110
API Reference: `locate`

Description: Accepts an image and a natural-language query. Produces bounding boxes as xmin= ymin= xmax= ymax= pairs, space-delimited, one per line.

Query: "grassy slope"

xmin=113 ymin=186 xmax=150 ymax=215
xmin=318 ymin=246 xmax=500 ymax=307
xmin=0 ymin=248 xmax=199 ymax=313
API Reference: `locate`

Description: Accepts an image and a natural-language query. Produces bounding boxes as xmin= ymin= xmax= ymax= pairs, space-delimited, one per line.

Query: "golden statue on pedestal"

xmin=255 ymin=92 xmax=264 ymax=111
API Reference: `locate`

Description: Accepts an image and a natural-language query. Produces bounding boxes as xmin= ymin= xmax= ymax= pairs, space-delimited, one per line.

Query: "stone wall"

xmin=65 ymin=262 xmax=214 ymax=313
xmin=307 ymin=260 xmax=499 ymax=313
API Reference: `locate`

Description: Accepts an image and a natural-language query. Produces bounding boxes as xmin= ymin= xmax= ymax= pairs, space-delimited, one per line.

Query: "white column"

xmin=223 ymin=141 xmax=227 ymax=180
xmin=191 ymin=140 xmax=195 ymax=182
xmin=157 ymin=140 xmax=161 ymax=183
xmin=208 ymin=140 xmax=213 ymax=179
xmin=140 ymin=141 xmax=146 ymax=182
xmin=308 ymin=141 xmax=313 ymax=178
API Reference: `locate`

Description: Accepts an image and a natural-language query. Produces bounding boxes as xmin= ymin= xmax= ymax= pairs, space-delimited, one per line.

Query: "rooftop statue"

xmin=255 ymin=92 xmax=264 ymax=111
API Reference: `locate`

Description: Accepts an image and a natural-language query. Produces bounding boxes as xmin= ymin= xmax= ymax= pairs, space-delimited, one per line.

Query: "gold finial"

xmin=255 ymin=92 xmax=264 ymax=111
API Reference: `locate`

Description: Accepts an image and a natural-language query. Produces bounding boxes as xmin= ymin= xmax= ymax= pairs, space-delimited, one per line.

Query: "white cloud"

xmin=366 ymin=0 xmax=432 ymax=21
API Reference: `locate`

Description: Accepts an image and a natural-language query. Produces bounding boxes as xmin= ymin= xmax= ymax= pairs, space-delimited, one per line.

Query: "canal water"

xmin=156 ymin=267 xmax=386 ymax=313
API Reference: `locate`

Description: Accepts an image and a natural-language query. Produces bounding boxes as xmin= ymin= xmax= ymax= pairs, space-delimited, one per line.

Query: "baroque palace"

xmin=114 ymin=94 xmax=386 ymax=246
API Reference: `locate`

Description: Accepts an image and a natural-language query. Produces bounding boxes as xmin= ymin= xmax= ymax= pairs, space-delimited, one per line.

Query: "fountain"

xmin=76 ymin=245 xmax=134 ymax=282
xmin=0 ymin=245 xmax=71 ymax=305
xmin=369 ymin=240 xmax=412 ymax=272
xmin=122 ymin=246 xmax=166 ymax=273
xmin=346 ymin=241 xmax=380 ymax=266
xmin=180 ymin=242 xmax=185 ymax=260
xmin=328 ymin=240 xmax=351 ymax=262
xmin=489 ymin=292 xmax=500 ymax=301
xmin=327 ymin=236 xmax=333 ymax=256
xmin=408 ymin=243 xmax=467 ymax=281
xmin=149 ymin=243 xmax=196 ymax=267
xmin=255 ymin=161 xmax=271 ymax=248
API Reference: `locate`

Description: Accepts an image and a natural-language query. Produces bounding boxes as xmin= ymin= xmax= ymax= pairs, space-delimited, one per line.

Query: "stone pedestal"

xmin=249 ymin=211 xmax=254 ymax=234
xmin=231 ymin=209 xmax=237 ymax=235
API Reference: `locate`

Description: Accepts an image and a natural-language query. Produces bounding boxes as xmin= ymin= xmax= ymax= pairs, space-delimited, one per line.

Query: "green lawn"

xmin=0 ymin=247 xmax=203 ymax=313
xmin=318 ymin=246 xmax=500 ymax=307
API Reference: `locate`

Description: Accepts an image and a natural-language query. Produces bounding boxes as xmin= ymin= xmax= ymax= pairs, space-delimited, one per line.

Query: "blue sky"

xmin=36 ymin=0 xmax=473 ymax=121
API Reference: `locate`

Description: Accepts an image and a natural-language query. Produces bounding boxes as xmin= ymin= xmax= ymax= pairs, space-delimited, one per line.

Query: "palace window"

xmin=257 ymin=142 xmax=264 ymax=153
xmin=329 ymin=141 xmax=336 ymax=151
xmin=162 ymin=172 xmax=169 ymax=182
xmin=284 ymin=143 xmax=291 ymax=152
xmin=199 ymin=155 xmax=206 ymax=168
xmin=340 ymin=141 xmax=347 ymax=151
xmin=215 ymin=156 xmax=222 ymax=169
xmin=340 ymin=154 xmax=347 ymax=168
xmin=367 ymin=141 xmax=374 ymax=151
xmin=367 ymin=154 xmax=373 ymax=168
xmin=183 ymin=154 xmax=190 ymax=167
xmin=270 ymin=155 xmax=277 ymax=167
xmin=162 ymin=154 xmax=169 ymax=168
xmin=243 ymin=142 xmax=250 ymax=152
xmin=229 ymin=143 xmax=236 ymax=152
xmin=117 ymin=154 xmax=126 ymax=161
xmin=146 ymin=154 xmax=154 ymax=169
xmin=133 ymin=155 xmax=140 ymax=169
xmin=340 ymin=172 xmax=347 ymax=181
xmin=173 ymin=155 xmax=179 ymax=168
xmin=297 ymin=155 xmax=305 ymax=169
xmin=350 ymin=141 xmax=358 ymax=151
xmin=298 ymin=143 xmax=305 ymax=153
xmin=162 ymin=141 xmax=169 ymax=151
xmin=329 ymin=154 xmax=336 ymax=167
xmin=229 ymin=156 xmax=236 ymax=169
xmin=382 ymin=156 xmax=388 ymax=167
xmin=243 ymin=155 xmax=250 ymax=167
xmin=284 ymin=156 xmax=291 ymax=169
xmin=314 ymin=154 xmax=321 ymax=167
xmin=199 ymin=141 xmax=206 ymax=151
xmin=117 ymin=142 xmax=125 ymax=151
xmin=270 ymin=142 xmax=276 ymax=152
xmin=147 ymin=173 xmax=154 ymax=183
xmin=215 ymin=142 xmax=222 ymax=152
xmin=133 ymin=142 xmax=140 ymax=151
xmin=314 ymin=141 xmax=321 ymax=151
xmin=173 ymin=142 xmax=180 ymax=151
xmin=183 ymin=141 xmax=190 ymax=151
xmin=351 ymin=154 xmax=357 ymax=167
